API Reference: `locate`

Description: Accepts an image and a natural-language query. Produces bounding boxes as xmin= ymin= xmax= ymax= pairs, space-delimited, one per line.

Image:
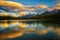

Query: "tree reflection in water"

xmin=0 ymin=20 xmax=60 ymax=40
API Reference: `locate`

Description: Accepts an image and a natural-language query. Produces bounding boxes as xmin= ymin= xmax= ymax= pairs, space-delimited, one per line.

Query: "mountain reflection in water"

xmin=0 ymin=20 xmax=60 ymax=40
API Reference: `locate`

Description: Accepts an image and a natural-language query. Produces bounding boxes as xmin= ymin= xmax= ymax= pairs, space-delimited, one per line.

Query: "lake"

xmin=0 ymin=20 xmax=60 ymax=40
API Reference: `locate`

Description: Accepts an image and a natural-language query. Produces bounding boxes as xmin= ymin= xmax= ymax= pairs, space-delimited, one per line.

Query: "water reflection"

xmin=0 ymin=20 xmax=60 ymax=40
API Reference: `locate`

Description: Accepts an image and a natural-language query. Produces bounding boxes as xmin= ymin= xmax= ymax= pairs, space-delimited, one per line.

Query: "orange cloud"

xmin=24 ymin=5 xmax=35 ymax=11
xmin=36 ymin=5 xmax=48 ymax=8
xmin=54 ymin=3 xmax=60 ymax=10
xmin=18 ymin=11 xmax=26 ymax=16
xmin=0 ymin=12 xmax=9 ymax=16
xmin=0 ymin=1 xmax=24 ymax=9
xmin=47 ymin=8 xmax=55 ymax=11
xmin=25 ymin=7 xmax=35 ymax=11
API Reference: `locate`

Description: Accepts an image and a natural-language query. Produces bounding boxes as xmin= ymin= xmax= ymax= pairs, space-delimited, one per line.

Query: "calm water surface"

xmin=0 ymin=20 xmax=60 ymax=40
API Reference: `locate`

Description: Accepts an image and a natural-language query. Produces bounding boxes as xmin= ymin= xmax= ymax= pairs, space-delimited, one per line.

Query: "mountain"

xmin=26 ymin=9 xmax=60 ymax=19
xmin=39 ymin=9 xmax=60 ymax=19
xmin=0 ymin=6 xmax=60 ymax=19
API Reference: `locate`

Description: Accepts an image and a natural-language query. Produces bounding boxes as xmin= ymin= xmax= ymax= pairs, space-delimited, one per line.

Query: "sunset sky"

xmin=11 ymin=0 xmax=58 ymax=7
xmin=0 ymin=0 xmax=59 ymax=17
